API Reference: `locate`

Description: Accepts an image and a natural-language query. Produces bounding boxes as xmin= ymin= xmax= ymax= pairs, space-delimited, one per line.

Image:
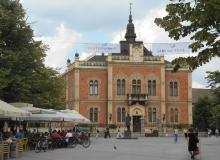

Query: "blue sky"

xmin=20 ymin=0 xmax=220 ymax=88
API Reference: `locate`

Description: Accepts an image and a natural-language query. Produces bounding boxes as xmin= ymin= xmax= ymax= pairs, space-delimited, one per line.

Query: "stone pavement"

xmin=19 ymin=137 xmax=220 ymax=160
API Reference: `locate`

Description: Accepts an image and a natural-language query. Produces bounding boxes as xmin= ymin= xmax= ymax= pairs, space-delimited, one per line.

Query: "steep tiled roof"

xmin=87 ymin=54 xmax=107 ymax=62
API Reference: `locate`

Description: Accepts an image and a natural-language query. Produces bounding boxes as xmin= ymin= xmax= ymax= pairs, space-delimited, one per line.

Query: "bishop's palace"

xmin=63 ymin=11 xmax=192 ymax=132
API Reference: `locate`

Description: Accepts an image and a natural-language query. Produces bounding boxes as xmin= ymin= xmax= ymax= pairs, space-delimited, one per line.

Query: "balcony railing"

xmin=112 ymin=55 xmax=130 ymax=61
xmin=127 ymin=93 xmax=148 ymax=106
xmin=79 ymin=61 xmax=106 ymax=66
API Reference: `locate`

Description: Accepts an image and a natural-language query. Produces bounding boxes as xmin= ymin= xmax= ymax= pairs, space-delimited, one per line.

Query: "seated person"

xmin=60 ymin=130 xmax=67 ymax=138
xmin=4 ymin=132 xmax=14 ymax=144
xmin=65 ymin=130 xmax=73 ymax=142
xmin=51 ymin=130 xmax=61 ymax=140
xmin=15 ymin=129 xmax=24 ymax=139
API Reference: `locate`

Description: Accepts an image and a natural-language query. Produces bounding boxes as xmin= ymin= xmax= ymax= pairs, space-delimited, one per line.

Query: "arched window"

xmin=174 ymin=108 xmax=179 ymax=123
xmin=170 ymin=81 xmax=178 ymax=96
xmin=170 ymin=108 xmax=174 ymax=123
xmin=148 ymin=107 xmax=157 ymax=123
xmin=148 ymin=80 xmax=156 ymax=96
xmin=121 ymin=79 xmax=125 ymax=95
xmin=117 ymin=107 xmax=126 ymax=122
xmin=117 ymin=79 xmax=121 ymax=95
xmin=153 ymin=108 xmax=157 ymax=122
xmin=137 ymin=80 xmax=141 ymax=94
xmin=94 ymin=108 xmax=98 ymax=122
xmin=94 ymin=80 xmax=98 ymax=95
xmin=174 ymin=82 xmax=178 ymax=96
xmin=148 ymin=108 xmax=152 ymax=123
xmin=132 ymin=80 xmax=136 ymax=94
xmin=117 ymin=79 xmax=126 ymax=95
xmin=89 ymin=80 xmax=99 ymax=96
xmin=89 ymin=80 xmax=93 ymax=95
xmin=89 ymin=108 xmax=93 ymax=122
xmin=170 ymin=108 xmax=179 ymax=123
xmin=132 ymin=79 xmax=141 ymax=94
xmin=153 ymin=80 xmax=156 ymax=96
xmin=89 ymin=107 xmax=98 ymax=122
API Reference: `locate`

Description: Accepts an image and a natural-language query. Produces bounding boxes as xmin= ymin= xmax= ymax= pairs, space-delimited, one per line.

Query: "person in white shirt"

xmin=174 ymin=128 xmax=178 ymax=143
xmin=95 ymin=126 xmax=99 ymax=139
xmin=116 ymin=127 xmax=123 ymax=138
xmin=65 ymin=130 xmax=73 ymax=142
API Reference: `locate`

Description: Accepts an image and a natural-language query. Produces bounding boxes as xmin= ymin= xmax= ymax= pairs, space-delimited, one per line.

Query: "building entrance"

xmin=133 ymin=116 xmax=141 ymax=132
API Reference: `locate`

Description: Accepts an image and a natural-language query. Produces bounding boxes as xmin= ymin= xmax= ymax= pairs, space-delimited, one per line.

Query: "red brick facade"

xmin=63 ymin=13 xmax=192 ymax=131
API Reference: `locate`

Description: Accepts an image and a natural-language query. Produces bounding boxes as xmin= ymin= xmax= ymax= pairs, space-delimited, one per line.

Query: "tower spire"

xmin=129 ymin=3 xmax=132 ymax=22
xmin=125 ymin=3 xmax=136 ymax=42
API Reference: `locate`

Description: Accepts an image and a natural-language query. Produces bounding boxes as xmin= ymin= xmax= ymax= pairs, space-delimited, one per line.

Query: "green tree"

xmin=0 ymin=0 xmax=65 ymax=109
xmin=193 ymin=96 xmax=213 ymax=131
xmin=155 ymin=0 xmax=220 ymax=71
xmin=206 ymin=71 xmax=220 ymax=103
xmin=206 ymin=71 xmax=220 ymax=128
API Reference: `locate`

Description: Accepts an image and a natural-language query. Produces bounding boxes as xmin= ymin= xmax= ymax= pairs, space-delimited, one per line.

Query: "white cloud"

xmin=36 ymin=23 xmax=82 ymax=71
xmin=111 ymin=7 xmax=220 ymax=89
xmin=79 ymin=52 xmax=95 ymax=61
xmin=111 ymin=7 xmax=190 ymax=43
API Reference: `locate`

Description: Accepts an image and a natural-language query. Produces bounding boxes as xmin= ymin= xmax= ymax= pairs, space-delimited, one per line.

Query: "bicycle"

xmin=35 ymin=135 xmax=49 ymax=153
xmin=71 ymin=131 xmax=91 ymax=148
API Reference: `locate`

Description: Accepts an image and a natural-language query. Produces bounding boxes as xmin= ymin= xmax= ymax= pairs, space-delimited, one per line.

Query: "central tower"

xmin=125 ymin=3 xmax=136 ymax=42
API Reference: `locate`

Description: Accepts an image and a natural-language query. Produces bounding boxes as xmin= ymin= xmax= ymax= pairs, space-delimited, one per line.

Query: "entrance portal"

xmin=133 ymin=116 xmax=141 ymax=132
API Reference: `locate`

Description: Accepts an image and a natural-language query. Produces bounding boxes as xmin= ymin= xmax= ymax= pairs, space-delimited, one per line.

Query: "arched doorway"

xmin=129 ymin=104 xmax=145 ymax=132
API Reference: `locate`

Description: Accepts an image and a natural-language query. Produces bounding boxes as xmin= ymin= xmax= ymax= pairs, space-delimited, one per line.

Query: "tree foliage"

xmin=193 ymin=96 xmax=213 ymax=131
xmin=155 ymin=0 xmax=220 ymax=71
xmin=206 ymin=71 xmax=220 ymax=103
xmin=0 ymin=0 xmax=65 ymax=109
xmin=193 ymin=71 xmax=220 ymax=130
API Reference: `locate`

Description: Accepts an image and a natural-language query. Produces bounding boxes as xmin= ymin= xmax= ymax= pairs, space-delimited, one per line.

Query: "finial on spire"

xmin=129 ymin=3 xmax=133 ymax=23
xmin=129 ymin=3 xmax=132 ymax=15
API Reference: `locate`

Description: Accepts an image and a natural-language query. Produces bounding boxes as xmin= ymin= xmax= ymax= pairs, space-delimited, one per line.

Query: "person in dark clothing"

xmin=104 ymin=126 xmax=111 ymax=138
xmin=188 ymin=128 xmax=199 ymax=159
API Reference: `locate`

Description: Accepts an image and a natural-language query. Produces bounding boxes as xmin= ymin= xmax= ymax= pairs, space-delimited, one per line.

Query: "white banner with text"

xmin=84 ymin=43 xmax=120 ymax=53
xmin=152 ymin=42 xmax=191 ymax=55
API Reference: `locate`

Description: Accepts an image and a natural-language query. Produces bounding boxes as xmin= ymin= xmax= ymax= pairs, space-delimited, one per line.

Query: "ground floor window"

xmin=148 ymin=107 xmax=157 ymax=123
xmin=89 ymin=107 xmax=98 ymax=122
xmin=117 ymin=107 xmax=126 ymax=122
xmin=170 ymin=108 xmax=179 ymax=123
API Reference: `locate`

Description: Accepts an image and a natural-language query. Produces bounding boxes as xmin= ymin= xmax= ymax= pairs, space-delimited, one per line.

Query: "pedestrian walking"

xmin=183 ymin=128 xmax=188 ymax=139
xmin=104 ymin=126 xmax=111 ymax=138
xmin=187 ymin=128 xmax=199 ymax=159
xmin=116 ymin=126 xmax=123 ymax=138
xmin=215 ymin=129 xmax=219 ymax=137
xmin=95 ymin=126 xmax=99 ymax=139
xmin=208 ymin=128 xmax=212 ymax=137
xmin=173 ymin=128 xmax=178 ymax=143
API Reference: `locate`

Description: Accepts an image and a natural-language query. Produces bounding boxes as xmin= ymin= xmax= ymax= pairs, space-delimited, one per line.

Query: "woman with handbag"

xmin=187 ymin=128 xmax=199 ymax=159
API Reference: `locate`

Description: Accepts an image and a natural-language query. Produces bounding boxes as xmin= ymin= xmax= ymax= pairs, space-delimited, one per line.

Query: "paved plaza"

xmin=19 ymin=137 xmax=220 ymax=160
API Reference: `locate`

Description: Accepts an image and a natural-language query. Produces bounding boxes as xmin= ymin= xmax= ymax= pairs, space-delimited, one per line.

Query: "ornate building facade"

xmin=63 ymin=11 xmax=192 ymax=132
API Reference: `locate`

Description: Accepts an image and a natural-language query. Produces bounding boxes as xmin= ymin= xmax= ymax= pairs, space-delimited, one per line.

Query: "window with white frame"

xmin=89 ymin=107 xmax=98 ymax=122
xmin=117 ymin=107 xmax=126 ymax=122
xmin=117 ymin=79 xmax=125 ymax=95
xmin=170 ymin=81 xmax=178 ymax=96
xmin=148 ymin=80 xmax=156 ymax=96
xmin=170 ymin=108 xmax=179 ymax=123
xmin=148 ymin=107 xmax=157 ymax=123
xmin=89 ymin=80 xmax=99 ymax=96
xmin=132 ymin=79 xmax=141 ymax=94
